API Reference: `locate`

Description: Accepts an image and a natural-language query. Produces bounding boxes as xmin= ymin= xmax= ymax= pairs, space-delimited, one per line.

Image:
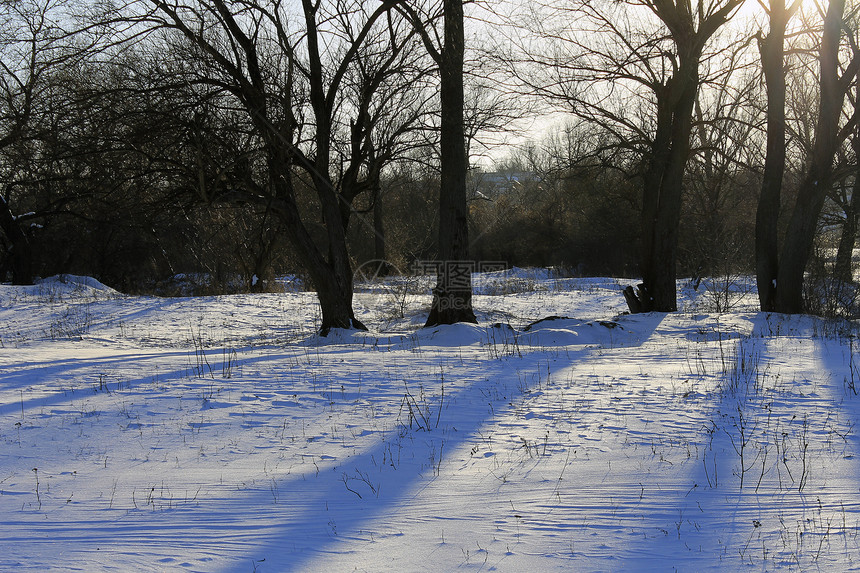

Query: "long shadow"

xmin=612 ymin=313 xmax=760 ymax=569
xmin=236 ymin=353 xmax=589 ymax=569
xmin=0 ymin=350 xmax=204 ymax=416
xmin=4 ymin=338 xmax=584 ymax=571
xmin=1 ymin=336 xmax=372 ymax=419
xmin=200 ymin=317 xmax=669 ymax=571
xmin=619 ymin=312 xmax=860 ymax=570
xmin=1 ymin=334 xmax=332 ymax=418
xmin=813 ymin=328 xmax=860 ymax=505
xmin=2 ymin=313 xmax=669 ymax=571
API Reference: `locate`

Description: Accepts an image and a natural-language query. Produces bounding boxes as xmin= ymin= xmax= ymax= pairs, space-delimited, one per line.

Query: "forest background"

xmin=2 ymin=0 xmax=859 ymax=326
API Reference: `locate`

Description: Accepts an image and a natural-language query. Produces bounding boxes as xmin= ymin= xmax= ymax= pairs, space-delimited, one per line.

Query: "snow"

xmin=36 ymin=274 xmax=117 ymax=294
xmin=2 ymin=270 xmax=860 ymax=571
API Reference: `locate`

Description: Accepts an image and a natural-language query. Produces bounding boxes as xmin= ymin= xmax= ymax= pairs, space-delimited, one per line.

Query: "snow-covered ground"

xmin=1 ymin=271 xmax=859 ymax=571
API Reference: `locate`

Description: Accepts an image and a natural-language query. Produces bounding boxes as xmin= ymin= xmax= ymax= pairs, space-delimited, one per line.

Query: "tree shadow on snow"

xmin=196 ymin=319 xmax=668 ymax=571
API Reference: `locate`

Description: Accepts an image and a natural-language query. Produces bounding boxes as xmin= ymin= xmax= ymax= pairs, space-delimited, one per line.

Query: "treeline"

xmin=1 ymin=0 xmax=859 ymax=330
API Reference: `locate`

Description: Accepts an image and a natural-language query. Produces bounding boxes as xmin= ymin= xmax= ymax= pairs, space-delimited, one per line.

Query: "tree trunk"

xmin=834 ymin=114 xmax=860 ymax=284
xmin=833 ymin=187 xmax=859 ymax=284
xmin=283 ymin=222 xmax=365 ymax=335
xmin=774 ymin=0 xmax=848 ymax=313
xmin=425 ymin=0 xmax=477 ymax=327
xmin=774 ymin=171 xmax=832 ymax=312
xmin=637 ymin=67 xmax=699 ymax=313
xmin=267 ymin=153 xmax=365 ymax=336
xmin=311 ymin=262 xmax=366 ymax=335
xmin=755 ymin=0 xmax=790 ymax=312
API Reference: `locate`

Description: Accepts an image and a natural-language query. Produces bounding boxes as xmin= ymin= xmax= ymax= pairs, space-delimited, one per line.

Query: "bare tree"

xmin=400 ymin=0 xmax=478 ymax=326
xmin=831 ymin=169 xmax=860 ymax=285
xmin=812 ymin=46 xmax=860 ymax=291
xmin=831 ymin=69 xmax=860 ymax=286
xmin=138 ymin=0 xmax=429 ymax=333
xmin=763 ymin=0 xmax=860 ymax=313
xmin=336 ymin=10 xmax=436 ymax=274
xmin=755 ymin=0 xmax=804 ymax=311
xmin=1 ymin=1 xmax=73 ymax=283
xmin=499 ymin=0 xmax=744 ymax=312
xmin=0 ymin=0 xmax=124 ymax=284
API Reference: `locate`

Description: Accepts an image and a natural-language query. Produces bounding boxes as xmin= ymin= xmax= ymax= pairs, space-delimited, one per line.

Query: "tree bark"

xmin=425 ymin=0 xmax=477 ymax=326
xmin=755 ymin=0 xmax=791 ymax=312
xmin=626 ymin=0 xmax=742 ymax=313
xmin=638 ymin=59 xmax=701 ymax=312
xmin=774 ymin=0 xmax=850 ymax=313
xmin=267 ymin=152 xmax=365 ymax=335
xmin=833 ymin=187 xmax=859 ymax=284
